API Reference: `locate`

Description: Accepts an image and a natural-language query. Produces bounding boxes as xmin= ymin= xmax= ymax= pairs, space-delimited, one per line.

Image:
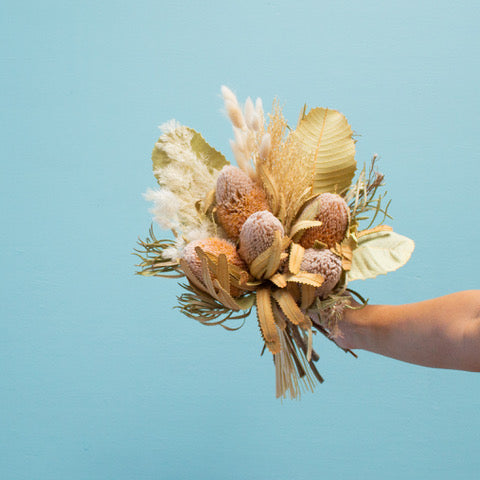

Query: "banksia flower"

xmin=215 ymin=166 xmax=256 ymax=203
xmin=238 ymin=211 xmax=284 ymax=265
xmin=299 ymin=193 xmax=349 ymax=249
xmin=182 ymin=237 xmax=247 ymax=297
xmin=300 ymin=248 xmax=342 ymax=298
xmin=215 ymin=166 xmax=270 ymax=241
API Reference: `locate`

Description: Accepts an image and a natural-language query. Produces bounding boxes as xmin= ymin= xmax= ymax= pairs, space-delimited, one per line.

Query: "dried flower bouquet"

xmin=135 ymin=87 xmax=414 ymax=399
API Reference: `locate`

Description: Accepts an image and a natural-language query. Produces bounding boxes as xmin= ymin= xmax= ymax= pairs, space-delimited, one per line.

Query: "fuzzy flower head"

xmin=300 ymin=193 xmax=350 ymax=249
xmin=215 ymin=166 xmax=270 ymax=241
xmin=238 ymin=211 xmax=284 ymax=265
xmin=300 ymin=248 xmax=343 ymax=298
xmin=215 ymin=166 xmax=256 ymax=204
xmin=182 ymin=237 xmax=247 ymax=296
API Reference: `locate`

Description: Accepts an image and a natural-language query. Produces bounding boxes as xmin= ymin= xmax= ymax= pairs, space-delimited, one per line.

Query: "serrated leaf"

xmin=269 ymin=273 xmax=288 ymax=288
xmin=288 ymin=243 xmax=305 ymax=275
xmin=272 ymin=289 xmax=312 ymax=330
xmin=288 ymin=272 xmax=324 ymax=287
xmin=347 ymin=230 xmax=415 ymax=282
xmin=293 ymin=108 xmax=356 ymax=194
xmin=300 ymin=284 xmax=316 ymax=310
xmin=256 ymin=288 xmax=281 ymax=354
xmin=249 ymin=230 xmax=287 ymax=279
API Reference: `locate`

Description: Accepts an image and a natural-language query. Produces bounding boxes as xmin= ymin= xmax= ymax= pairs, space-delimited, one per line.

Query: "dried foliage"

xmin=346 ymin=154 xmax=392 ymax=230
xmin=134 ymin=226 xmax=183 ymax=278
xmin=136 ymin=88 xmax=415 ymax=399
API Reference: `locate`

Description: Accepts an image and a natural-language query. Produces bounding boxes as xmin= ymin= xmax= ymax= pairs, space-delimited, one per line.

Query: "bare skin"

xmin=332 ymin=290 xmax=480 ymax=372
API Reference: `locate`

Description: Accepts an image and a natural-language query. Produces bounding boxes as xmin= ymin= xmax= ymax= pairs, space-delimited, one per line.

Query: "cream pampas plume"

xmin=221 ymin=85 xmax=266 ymax=178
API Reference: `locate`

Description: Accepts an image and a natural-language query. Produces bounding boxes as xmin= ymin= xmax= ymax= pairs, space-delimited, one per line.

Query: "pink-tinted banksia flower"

xmin=300 ymin=248 xmax=343 ymax=298
xmin=238 ymin=210 xmax=284 ymax=265
xmin=299 ymin=193 xmax=350 ymax=249
xmin=215 ymin=166 xmax=270 ymax=241
xmin=182 ymin=237 xmax=247 ymax=297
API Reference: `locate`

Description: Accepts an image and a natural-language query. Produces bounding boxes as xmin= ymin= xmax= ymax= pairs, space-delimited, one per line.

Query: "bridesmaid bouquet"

xmin=135 ymin=87 xmax=414 ymax=399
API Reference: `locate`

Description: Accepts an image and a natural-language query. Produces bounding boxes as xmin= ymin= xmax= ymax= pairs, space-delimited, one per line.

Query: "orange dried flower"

xmin=182 ymin=237 xmax=247 ymax=297
xmin=300 ymin=193 xmax=349 ymax=249
xmin=215 ymin=166 xmax=270 ymax=241
xmin=300 ymin=248 xmax=342 ymax=298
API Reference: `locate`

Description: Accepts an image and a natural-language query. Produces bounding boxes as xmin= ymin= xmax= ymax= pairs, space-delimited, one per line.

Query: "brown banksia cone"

xmin=238 ymin=210 xmax=284 ymax=265
xmin=215 ymin=166 xmax=270 ymax=241
xmin=299 ymin=193 xmax=349 ymax=249
xmin=182 ymin=237 xmax=247 ymax=297
xmin=300 ymin=248 xmax=342 ymax=298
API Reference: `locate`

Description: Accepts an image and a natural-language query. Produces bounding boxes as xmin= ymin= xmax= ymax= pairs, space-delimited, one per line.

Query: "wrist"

xmin=333 ymin=302 xmax=372 ymax=350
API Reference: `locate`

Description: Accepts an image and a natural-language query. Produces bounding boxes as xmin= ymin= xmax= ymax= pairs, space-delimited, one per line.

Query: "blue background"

xmin=2 ymin=1 xmax=479 ymax=478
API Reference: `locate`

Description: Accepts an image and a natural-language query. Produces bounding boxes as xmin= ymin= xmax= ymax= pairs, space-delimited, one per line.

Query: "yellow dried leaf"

xmin=264 ymin=230 xmax=284 ymax=278
xmin=269 ymin=273 xmax=288 ymax=288
xmin=256 ymin=288 xmax=281 ymax=354
xmin=257 ymin=162 xmax=280 ymax=215
xmin=271 ymin=301 xmax=287 ymax=331
xmin=272 ymin=289 xmax=312 ymax=330
xmin=199 ymin=253 xmax=218 ymax=298
xmin=212 ymin=279 xmax=242 ymax=311
xmin=293 ymin=107 xmax=356 ymax=195
xmin=289 ymin=243 xmax=305 ymax=274
xmin=179 ymin=258 xmax=210 ymax=295
xmin=290 ymin=220 xmax=323 ymax=240
xmin=300 ymin=284 xmax=316 ymax=310
xmin=357 ymin=225 xmax=393 ymax=238
xmin=333 ymin=235 xmax=357 ymax=271
xmin=288 ymin=272 xmax=325 ymax=287
xmin=249 ymin=230 xmax=284 ymax=279
xmin=216 ymin=253 xmax=230 ymax=292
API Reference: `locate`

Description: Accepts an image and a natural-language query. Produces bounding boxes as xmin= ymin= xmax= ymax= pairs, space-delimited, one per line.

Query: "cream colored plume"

xmin=221 ymin=86 xmax=267 ymax=179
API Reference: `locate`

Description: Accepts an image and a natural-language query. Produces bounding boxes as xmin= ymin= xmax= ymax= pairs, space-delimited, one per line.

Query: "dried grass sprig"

xmin=177 ymin=282 xmax=253 ymax=331
xmin=135 ymin=225 xmax=183 ymax=278
xmin=257 ymin=101 xmax=314 ymax=228
xmin=346 ymin=155 xmax=392 ymax=230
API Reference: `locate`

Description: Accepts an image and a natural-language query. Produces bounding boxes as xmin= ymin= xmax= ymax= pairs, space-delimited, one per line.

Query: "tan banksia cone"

xmin=299 ymin=193 xmax=349 ymax=249
xmin=300 ymin=248 xmax=342 ymax=298
xmin=215 ymin=166 xmax=270 ymax=241
xmin=215 ymin=166 xmax=255 ymax=203
xmin=238 ymin=211 xmax=284 ymax=265
xmin=182 ymin=237 xmax=247 ymax=297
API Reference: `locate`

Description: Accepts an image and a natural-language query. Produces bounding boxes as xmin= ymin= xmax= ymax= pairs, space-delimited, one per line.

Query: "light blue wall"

xmin=2 ymin=1 xmax=479 ymax=478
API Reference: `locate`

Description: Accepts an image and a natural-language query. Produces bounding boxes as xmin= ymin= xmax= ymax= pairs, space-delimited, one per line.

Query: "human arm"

xmin=332 ymin=290 xmax=480 ymax=371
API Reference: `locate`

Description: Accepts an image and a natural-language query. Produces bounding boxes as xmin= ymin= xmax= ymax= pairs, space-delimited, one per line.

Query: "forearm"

xmin=335 ymin=290 xmax=480 ymax=371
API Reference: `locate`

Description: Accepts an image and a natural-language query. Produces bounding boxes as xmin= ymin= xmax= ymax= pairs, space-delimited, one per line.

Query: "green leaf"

xmin=152 ymin=125 xmax=228 ymax=182
xmin=293 ymin=107 xmax=356 ymax=194
xmin=347 ymin=230 xmax=415 ymax=282
xmin=190 ymin=130 xmax=229 ymax=173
